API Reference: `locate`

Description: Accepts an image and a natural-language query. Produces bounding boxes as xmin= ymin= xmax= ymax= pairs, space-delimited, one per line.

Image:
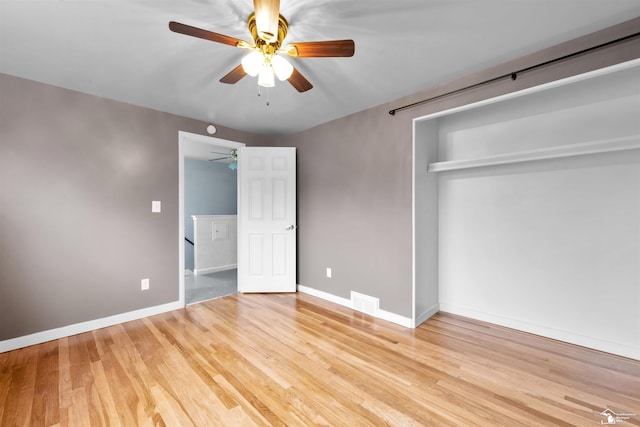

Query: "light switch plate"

xmin=152 ymin=201 xmax=161 ymax=213
xmin=141 ymin=278 xmax=149 ymax=290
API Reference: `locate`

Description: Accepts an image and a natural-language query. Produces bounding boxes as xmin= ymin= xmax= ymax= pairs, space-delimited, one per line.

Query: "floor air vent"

xmin=350 ymin=291 xmax=379 ymax=316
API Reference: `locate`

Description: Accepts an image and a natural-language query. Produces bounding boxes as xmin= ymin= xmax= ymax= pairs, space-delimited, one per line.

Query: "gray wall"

xmin=0 ymin=73 xmax=262 ymax=341
xmin=276 ymin=19 xmax=640 ymax=319
xmin=276 ymin=107 xmax=415 ymax=316
xmin=184 ymin=159 xmax=237 ymax=271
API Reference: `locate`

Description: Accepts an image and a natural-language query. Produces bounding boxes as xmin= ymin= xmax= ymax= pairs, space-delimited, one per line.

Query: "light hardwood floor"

xmin=1 ymin=293 xmax=638 ymax=426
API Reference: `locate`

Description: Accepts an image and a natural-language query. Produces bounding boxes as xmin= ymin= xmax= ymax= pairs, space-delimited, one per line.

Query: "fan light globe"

xmin=241 ymin=52 xmax=263 ymax=77
xmin=271 ymin=55 xmax=293 ymax=81
xmin=258 ymin=63 xmax=275 ymax=87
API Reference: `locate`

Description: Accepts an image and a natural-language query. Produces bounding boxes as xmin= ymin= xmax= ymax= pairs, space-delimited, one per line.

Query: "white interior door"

xmin=238 ymin=147 xmax=296 ymax=293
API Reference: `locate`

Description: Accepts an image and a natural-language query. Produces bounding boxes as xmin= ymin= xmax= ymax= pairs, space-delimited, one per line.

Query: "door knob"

xmin=285 ymin=225 xmax=297 ymax=231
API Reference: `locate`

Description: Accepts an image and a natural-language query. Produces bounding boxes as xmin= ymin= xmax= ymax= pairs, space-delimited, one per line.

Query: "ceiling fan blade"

xmin=285 ymin=40 xmax=355 ymax=58
xmin=208 ymin=156 xmax=230 ymax=161
xmin=288 ymin=67 xmax=313 ymax=93
xmin=220 ymin=64 xmax=247 ymax=84
xmin=253 ymin=0 xmax=280 ymax=43
xmin=169 ymin=21 xmax=247 ymax=48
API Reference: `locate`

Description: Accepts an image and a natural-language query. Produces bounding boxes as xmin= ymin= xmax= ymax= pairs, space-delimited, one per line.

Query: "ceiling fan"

xmin=209 ymin=150 xmax=238 ymax=170
xmin=208 ymin=151 xmax=233 ymax=161
xmin=169 ymin=0 xmax=355 ymax=92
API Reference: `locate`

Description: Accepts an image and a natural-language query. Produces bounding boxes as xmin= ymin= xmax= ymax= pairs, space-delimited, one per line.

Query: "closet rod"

xmin=388 ymin=31 xmax=640 ymax=116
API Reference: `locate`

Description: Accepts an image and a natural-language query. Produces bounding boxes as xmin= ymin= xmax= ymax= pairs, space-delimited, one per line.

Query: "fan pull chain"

xmin=257 ymin=87 xmax=271 ymax=106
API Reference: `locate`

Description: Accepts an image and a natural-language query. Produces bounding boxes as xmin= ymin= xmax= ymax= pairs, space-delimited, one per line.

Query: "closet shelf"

xmin=428 ymin=135 xmax=640 ymax=172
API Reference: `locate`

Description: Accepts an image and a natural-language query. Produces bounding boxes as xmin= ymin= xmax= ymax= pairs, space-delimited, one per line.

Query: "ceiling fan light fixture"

xmin=258 ymin=63 xmax=275 ymax=87
xmin=241 ymin=51 xmax=263 ymax=77
xmin=271 ymin=55 xmax=293 ymax=81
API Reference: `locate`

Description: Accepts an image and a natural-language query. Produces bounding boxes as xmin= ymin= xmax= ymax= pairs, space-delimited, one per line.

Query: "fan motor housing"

xmin=247 ymin=12 xmax=289 ymax=51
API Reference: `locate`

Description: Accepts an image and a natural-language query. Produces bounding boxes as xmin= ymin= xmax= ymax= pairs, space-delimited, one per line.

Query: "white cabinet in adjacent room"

xmin=192 ymin=215 xmax=237 ymax=275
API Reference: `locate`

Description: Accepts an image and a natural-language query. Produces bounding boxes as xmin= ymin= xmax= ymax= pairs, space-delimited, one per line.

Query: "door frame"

xmin=178 ymin=131 xmax=245 ymax=306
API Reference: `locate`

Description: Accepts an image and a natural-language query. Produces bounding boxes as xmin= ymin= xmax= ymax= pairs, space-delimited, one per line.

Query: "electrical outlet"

xmin=141 ymin=278 xmax=149 ymax=290
xmin=326 ymin=268 xmax=332 ymax=278
xmin=152 ymin=201 xmax=161 ymax=213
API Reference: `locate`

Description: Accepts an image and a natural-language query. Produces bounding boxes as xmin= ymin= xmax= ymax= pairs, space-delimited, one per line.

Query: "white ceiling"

xmin=1 ymin=1 xmax=639 ymax=136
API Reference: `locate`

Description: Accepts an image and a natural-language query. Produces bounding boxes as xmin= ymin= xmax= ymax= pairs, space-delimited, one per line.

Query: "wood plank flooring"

xmin=1 ymin=292 xmax=638 ymax=426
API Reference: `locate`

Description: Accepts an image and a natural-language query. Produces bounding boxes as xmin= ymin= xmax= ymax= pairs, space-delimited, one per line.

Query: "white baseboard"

xmin=376 ymin=308 xmax=413 ymax=328
xmin=297 ymin=285 xmax=413 ymax=329
xmin=439 ymin=303 xmax=640 ymax=361
xmin=415 ymin=304 xmax=440 ymax=327
xmin=0 ymin=301 xmax=184 ymax=353
xmin=298 ymin=284 xmax=351 ymax=306
xmin=194 ymin=264 xmax=237 ymax=275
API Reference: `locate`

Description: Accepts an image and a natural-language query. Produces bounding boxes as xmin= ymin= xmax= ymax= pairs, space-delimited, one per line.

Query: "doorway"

xmin=178 ymin=131 xmax=245 ymax=306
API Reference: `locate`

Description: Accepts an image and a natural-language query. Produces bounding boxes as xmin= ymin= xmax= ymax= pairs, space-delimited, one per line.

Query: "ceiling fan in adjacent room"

xmin=208 ymin=150 xmax=238 ymax=170
xmin=169 ymin=0 xmax=355 ymax=92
